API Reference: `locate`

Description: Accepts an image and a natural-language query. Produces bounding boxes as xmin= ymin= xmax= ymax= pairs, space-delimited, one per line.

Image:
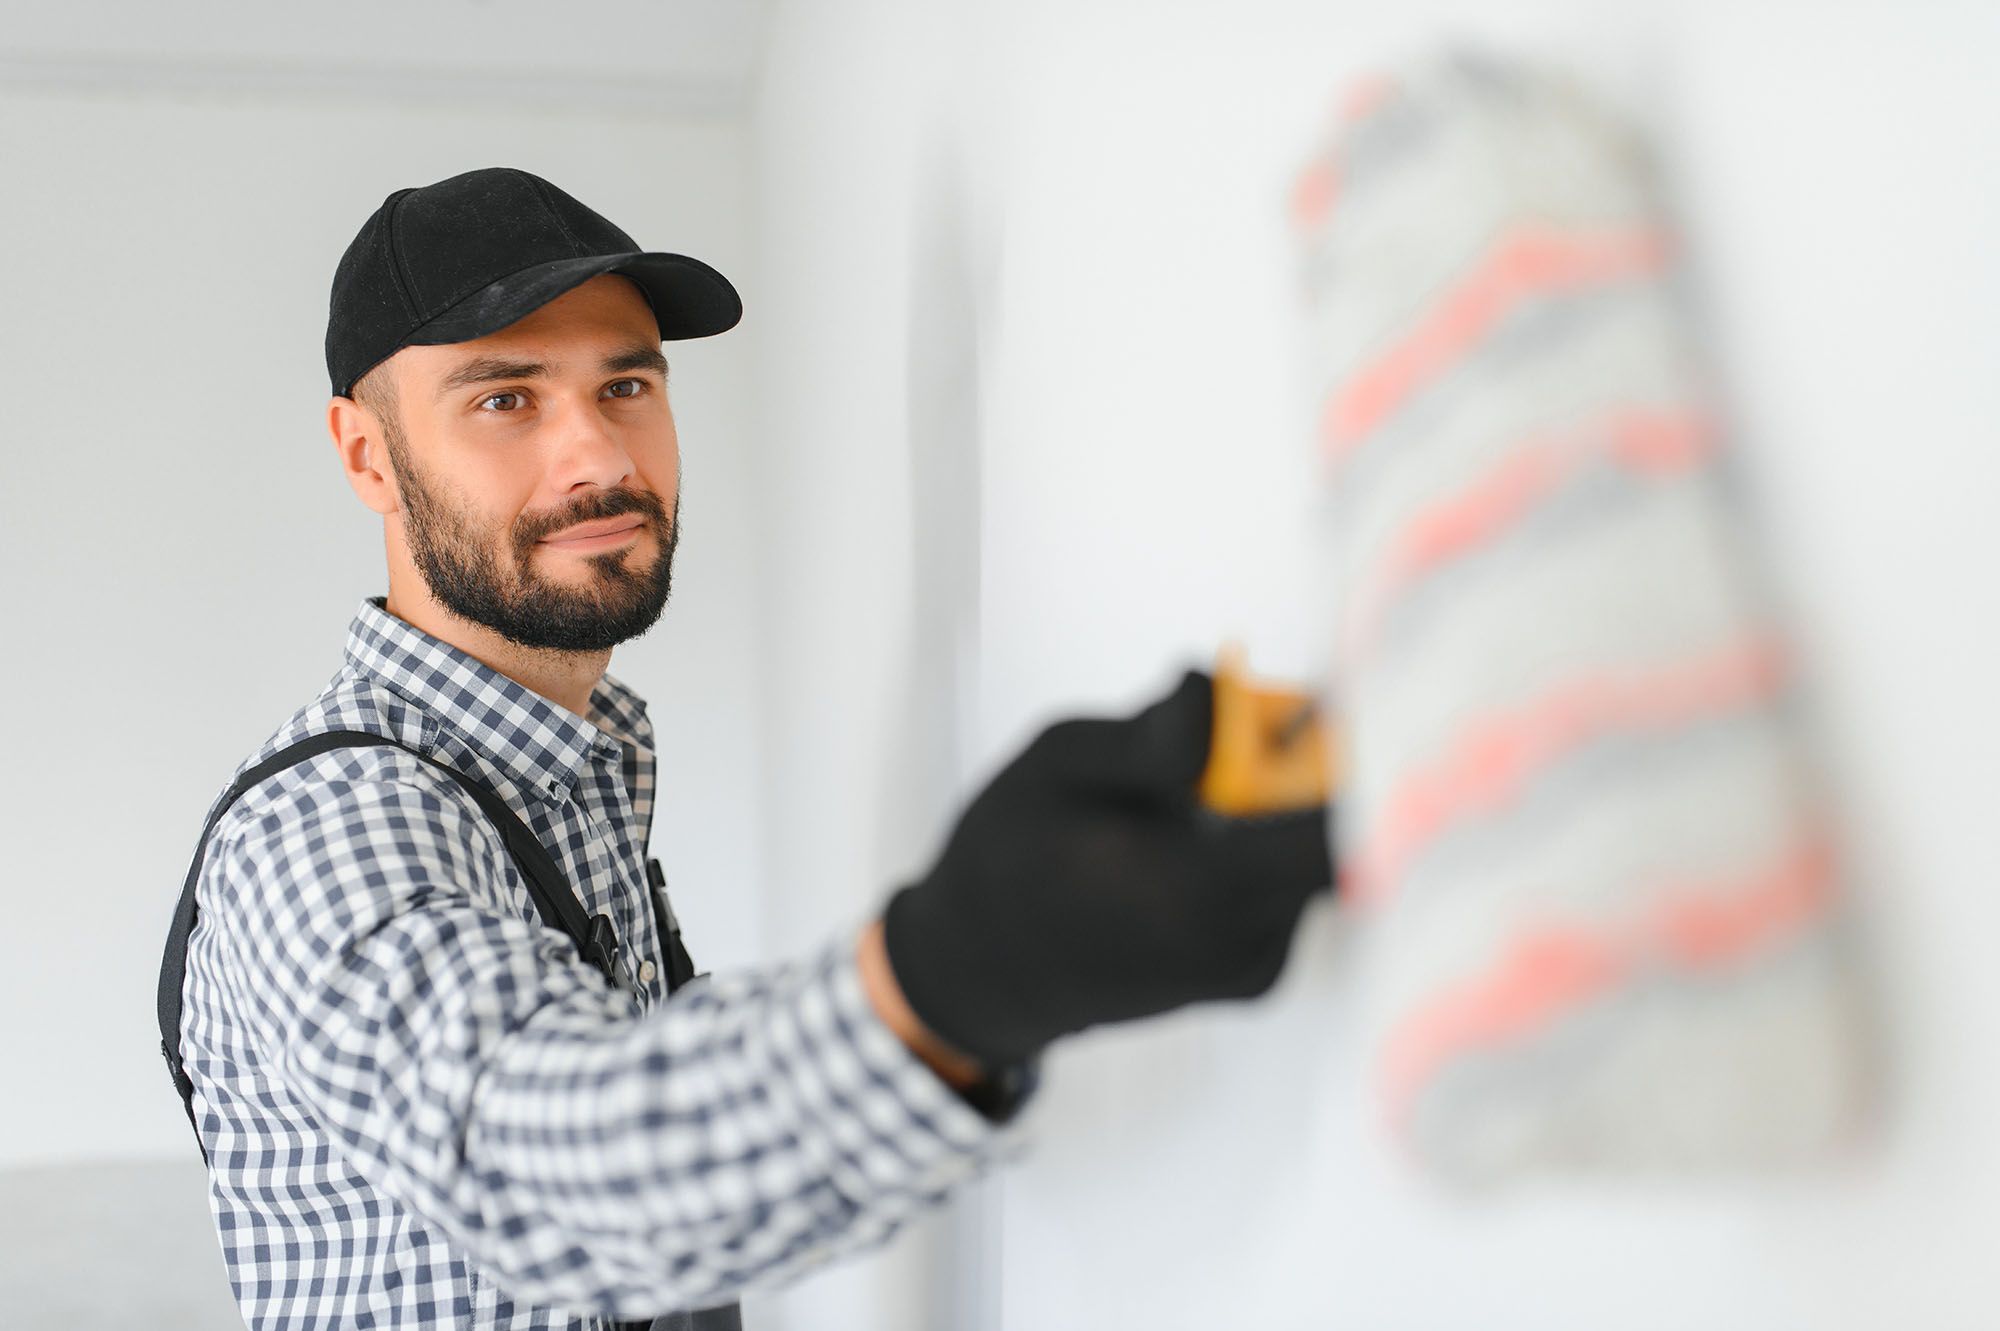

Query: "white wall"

xmin=0 ymin=88 xmax=764 ymax=1171
xmin=744 ymin=5 xmax=1005 ymax=1327
xmin=751 ymin=1 xmax=2000 ymax=1328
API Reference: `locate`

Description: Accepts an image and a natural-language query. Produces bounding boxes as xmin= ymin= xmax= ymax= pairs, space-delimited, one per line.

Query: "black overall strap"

xmin=158 ymin=729 xmax=642 ymax=1164
xmin=649 ymin=857 xmax=704 ymax=993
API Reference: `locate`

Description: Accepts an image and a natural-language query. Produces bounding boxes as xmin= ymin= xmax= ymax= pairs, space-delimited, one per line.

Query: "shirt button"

xmin=638 ymin=960 xmax=657 ymax=984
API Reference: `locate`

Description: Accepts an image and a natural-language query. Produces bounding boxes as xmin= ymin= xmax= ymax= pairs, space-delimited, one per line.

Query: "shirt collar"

xmin=343 ymin=595 xmax=651 ymax=807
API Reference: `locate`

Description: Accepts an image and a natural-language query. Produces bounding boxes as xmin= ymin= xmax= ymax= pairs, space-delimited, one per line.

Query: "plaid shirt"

xmin=177 ymin=595 xmax=1040 ymax=1329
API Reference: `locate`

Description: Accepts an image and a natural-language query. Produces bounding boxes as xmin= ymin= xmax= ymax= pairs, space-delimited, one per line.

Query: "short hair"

xmin=350 ymin=361 xmax=405 ymax=459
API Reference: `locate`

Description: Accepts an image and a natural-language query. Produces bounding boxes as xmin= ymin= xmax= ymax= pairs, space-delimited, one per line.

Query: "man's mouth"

xmin=539 ymin=517 xmax=647 ymax=549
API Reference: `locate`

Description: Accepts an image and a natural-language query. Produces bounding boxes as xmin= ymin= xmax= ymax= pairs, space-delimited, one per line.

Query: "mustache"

xmin=525 ymin=489 xmax=669 ymax=545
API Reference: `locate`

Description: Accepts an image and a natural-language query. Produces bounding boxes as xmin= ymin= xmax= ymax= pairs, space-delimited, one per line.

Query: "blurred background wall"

xmin=0 ymin=6 xmax=772 ymax=1324
xmin=5 ymin=1 xmax=1998 ymax=1328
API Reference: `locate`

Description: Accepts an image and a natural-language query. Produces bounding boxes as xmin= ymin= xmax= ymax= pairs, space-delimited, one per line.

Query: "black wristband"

xmin=953 ymin=1051 xmax=1043 ymax=1125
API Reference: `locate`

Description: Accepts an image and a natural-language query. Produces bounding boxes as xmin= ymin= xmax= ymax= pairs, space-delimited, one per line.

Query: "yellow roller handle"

xmin=1197 ymin=641 xmax=1337 ymax=816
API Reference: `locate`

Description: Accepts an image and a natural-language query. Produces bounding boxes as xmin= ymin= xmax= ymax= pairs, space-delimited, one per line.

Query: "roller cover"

xmin=1290 ymin=50 xmax=1870 ymax=1182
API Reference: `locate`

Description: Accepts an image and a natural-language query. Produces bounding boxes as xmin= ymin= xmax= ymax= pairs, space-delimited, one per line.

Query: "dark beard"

xmin=388 ymin=430 xmax=679 ymax=653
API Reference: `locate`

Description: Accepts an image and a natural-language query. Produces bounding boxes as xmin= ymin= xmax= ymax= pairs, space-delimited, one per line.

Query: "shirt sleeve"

xmin=201 ymin=752 xmax=1042 ymax=1320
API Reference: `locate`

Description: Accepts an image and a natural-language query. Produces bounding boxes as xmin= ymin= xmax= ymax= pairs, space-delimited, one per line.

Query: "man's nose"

xmin=547 ymin=393 xmax=637 ymax=490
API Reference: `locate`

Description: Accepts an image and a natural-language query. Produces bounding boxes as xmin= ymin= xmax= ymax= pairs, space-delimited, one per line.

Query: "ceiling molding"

xmin=0 ymin=52 xmax=749 ymax=119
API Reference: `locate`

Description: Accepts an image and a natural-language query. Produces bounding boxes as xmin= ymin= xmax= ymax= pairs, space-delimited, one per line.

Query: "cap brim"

xmin=404 ymin=251 xmax=742 ymax=348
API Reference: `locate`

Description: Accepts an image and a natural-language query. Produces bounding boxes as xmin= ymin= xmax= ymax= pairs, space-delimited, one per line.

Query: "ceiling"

xmin=0 ymin=0 xmax=773 ymax=115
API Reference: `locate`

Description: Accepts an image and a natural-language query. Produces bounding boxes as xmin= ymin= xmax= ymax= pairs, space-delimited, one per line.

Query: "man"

xmin=168 ymin=167 xmax=1332 ymax=1329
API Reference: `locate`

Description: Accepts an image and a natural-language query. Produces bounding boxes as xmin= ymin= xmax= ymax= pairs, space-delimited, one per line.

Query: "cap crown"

xmin=327 ymin=167 xmax=642 ymax=397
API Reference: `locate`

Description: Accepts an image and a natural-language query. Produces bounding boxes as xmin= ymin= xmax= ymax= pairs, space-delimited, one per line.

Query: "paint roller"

xmin=1212 ymin=47 xmax=1874 ymax=1183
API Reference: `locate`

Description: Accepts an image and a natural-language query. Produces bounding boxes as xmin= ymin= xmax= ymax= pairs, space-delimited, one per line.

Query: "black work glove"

xmin=879 ymin=667 xmax=1335 ymax=1070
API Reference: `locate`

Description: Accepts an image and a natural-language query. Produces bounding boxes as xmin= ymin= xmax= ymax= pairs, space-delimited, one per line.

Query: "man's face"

xmin=362 ymin=274 xmax=681 ymax=653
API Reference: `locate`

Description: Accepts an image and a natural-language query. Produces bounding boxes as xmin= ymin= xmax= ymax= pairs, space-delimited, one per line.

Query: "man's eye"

xmin=480 ymin=391 xmax=524 ymax=411
xmin=605 ymin=378 xmax=646 ymax=399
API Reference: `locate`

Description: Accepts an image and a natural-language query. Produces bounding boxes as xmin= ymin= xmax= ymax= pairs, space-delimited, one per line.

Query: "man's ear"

xmin=328 ymin=393 xmax=399 ymax=516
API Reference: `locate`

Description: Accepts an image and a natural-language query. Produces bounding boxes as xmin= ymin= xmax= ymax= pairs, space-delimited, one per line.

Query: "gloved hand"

xmin=879 ymin=667 xmax=1335 ymax=1070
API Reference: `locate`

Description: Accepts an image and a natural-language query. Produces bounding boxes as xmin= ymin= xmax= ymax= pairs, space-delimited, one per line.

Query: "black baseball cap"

xmin=325 ymin=166 xmax=742 ymax=398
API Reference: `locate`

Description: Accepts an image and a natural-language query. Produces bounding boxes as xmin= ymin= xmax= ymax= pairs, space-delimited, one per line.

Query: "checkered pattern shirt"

xmin=177 ymin=595 xmax=1041 ymax=1328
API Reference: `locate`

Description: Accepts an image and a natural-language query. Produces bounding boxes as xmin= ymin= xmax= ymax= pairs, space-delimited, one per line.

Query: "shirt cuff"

xmin=766 ymin=924 xmax=1041 ymax=1202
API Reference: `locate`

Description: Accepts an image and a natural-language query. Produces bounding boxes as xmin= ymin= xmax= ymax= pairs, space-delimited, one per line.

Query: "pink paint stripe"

xmin=1318 ymin=226 xmax=1671 ymax=470
xmin=1379 ymin=835 xmax=1836 ymax=1134
xmin=1341 ymin=73 xmax=1397 ymax=125
xmin=1349 ymin=633 xmax=1788 ymax=906
xmin=1342 ymin=409 xmax=1717 ymax=658
xmin=1290 ymin=159 xmax=1341 ymax=234
xmin=1290 ymin=73 xmax=1394 ymax=235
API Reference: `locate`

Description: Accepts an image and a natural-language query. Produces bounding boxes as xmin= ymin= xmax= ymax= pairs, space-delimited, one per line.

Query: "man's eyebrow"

xmin=601 ymin=344 xmax=669 ymax=379
xmin=434 ymin=356 xmax=548 ymax=402
xmin=432 ymin=344 xmax=667 ymax=403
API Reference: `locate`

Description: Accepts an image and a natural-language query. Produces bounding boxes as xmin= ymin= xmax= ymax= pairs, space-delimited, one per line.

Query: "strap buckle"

xmin=583 ymin=913 xmax=641 ymax=1001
